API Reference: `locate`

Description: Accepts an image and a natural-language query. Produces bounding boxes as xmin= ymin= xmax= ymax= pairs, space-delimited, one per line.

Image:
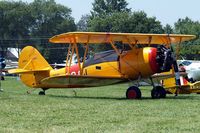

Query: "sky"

xmin=20 ymin=0 xmax=200 ymax=26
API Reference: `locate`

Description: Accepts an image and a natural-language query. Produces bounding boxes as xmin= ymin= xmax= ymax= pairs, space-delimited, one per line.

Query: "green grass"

xmin=1 ymin=77 xmax=200 ymax=133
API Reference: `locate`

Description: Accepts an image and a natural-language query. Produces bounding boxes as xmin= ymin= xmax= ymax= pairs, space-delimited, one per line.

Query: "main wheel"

xmin=126 ymin=86 xmax=141 ymax=99
xmin=151 ymin=86 xmax=166 ymax=99
xmin=1 ymin=76 xmax=5 ymax=80
xmin=39 ymin=91 xmax=45 ymax=95
xmin=38 ymin=88 xmax=49 ymax=95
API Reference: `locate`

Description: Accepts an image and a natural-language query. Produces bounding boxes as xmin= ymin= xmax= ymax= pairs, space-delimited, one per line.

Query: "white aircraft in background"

xmin=178 ymin=60 xmax=200 ymax=82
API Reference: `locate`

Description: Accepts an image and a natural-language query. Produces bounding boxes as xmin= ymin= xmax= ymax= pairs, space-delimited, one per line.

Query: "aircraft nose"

xmin=154 ymin=46 xmax=174 ymax=73
xmin=148 ymin=48 xmax=160 ymax=73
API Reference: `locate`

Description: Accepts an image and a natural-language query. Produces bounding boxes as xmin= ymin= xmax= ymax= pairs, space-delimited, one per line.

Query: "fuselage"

xmin=51 ymin=47 xmax=162 ymax=78
xmin=14 ymin=46 xmax=174 ymax=88
xmin=47 ymin=47 xmax=173 ymax=88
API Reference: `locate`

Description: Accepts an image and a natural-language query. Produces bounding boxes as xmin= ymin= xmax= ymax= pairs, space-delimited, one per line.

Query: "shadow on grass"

xmin=47 ymin=94 xmax=199 ymax=101
xmin=47 ymin=94 xmax=126 ymax=100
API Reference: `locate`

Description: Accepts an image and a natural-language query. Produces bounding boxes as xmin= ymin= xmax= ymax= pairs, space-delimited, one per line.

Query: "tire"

xmin=39 ymin=91 xmax=45 ymax=95
xmin=1 ymin=76 xmax=5 ymax=80
xmin=126 ymin=86 xmax=141 ymax=99
xmin=151 ymin=86 xmax=166 ymax=99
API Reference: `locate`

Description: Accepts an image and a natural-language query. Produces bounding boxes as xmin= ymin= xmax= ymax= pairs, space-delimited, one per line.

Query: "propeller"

xmin=170 ymin=46 xmax=181 ymax=86
xmin=167 ymin=34 xmax=181 ymax=96
xmin=167 ymin=34 xmax=181 ymax=87
xmin=155 ymin=38 xmax=181 ymax=95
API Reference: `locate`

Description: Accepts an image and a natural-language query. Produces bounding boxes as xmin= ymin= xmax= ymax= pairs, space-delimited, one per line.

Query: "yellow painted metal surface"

xmin=8 ymin=46 xmax=53 ymax=88
xmin=83 ymin=61 xmax=122 ymax=78
xmin=120 ymin=47 xmax=153 ymax=79
xmin=163 ymin=77 xmax=200 ymax=94
xmin=50 ymin=68 xmax=66 ymax=77
xmin=8 ymin=46 xmax=157 ymax=88
xmin=17 ymin=46 xmax=52 ymax=71
xmin=20 ymin=71 xmax=50 ymax=88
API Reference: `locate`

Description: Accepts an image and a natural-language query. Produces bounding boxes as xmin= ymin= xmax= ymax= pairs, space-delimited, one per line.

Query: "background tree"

xmin=89 ymin=0 xmax=163 ymax=33
xmin=174 ymin=17 xmax=200 ymax=59
xmin=91 ymin=0 xmax=131 ymax=17
xmin=88 ymin=11 xmax=164 ymax=33
xmin=29 ymin=0 xmax=76 ymax=63
xmin=0 ymin=0 xmax=76 ymax=63
xmin=88 ymin=0 xmax=164 ymax=52
xmin=163 ymin=24 xmax=173 ymax=34
xmin=0 ymin=1 xmax=32 ymax=56
xmin=77 ymin=14 xmax=90 ymax=31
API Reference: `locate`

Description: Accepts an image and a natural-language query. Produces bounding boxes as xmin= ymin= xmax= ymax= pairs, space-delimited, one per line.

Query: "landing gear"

xmin=38 ymin=88 xmax=48 ymax=95
xmin=126 ymin=86 xmax=141 ymax=99
xmin=151 ymin=86 xmax=166 ymax=99
xmin=39 ymin=91 xmax=45 ymax=95
xmin=1 ymin=76 xmax=5 ymax=80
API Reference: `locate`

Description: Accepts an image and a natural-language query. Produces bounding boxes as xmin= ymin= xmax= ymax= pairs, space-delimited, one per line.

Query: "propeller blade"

xmin=172 ymin=58 xmax=181 ymax=86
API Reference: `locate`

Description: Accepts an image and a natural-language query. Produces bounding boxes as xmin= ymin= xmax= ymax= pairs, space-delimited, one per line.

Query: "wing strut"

xmin=125 ymin=36 xmax=134 ymax=49
xmin=66 ymin=44 xmax=72 ymax=67
xmin=109 ymin=36 xmax=121 ymax=56
xmin=73 ymin=39 xmax=81 ymax=75
xmin=81 ymin=35 xmax=90 ymax=75
xmin=67 ymin=40 xmax=75 ymax=75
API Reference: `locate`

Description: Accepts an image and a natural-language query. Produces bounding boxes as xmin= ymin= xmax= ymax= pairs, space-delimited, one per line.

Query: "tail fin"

xmin=9 ymin=46 xmax=52 ymax=74
xmin=8 ymin=46 xmax=53 ymax=87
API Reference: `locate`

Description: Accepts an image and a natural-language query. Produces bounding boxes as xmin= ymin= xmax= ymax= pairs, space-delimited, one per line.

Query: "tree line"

xmin=0 ymin=0 xmax=199 ymax=63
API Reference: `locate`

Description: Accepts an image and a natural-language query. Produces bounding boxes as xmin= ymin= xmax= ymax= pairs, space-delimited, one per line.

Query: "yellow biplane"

xmin=8 ymin=32 xmax=196 ymax=99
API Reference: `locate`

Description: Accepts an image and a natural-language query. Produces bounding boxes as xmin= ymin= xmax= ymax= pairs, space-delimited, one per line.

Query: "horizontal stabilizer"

xmin=8 ymin=46 xmax=53 ymax=74
xmin=8 ymin=67 xmax=52 ymax=74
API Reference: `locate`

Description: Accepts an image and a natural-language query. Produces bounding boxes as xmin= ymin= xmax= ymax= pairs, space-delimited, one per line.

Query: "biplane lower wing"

xmin=8 ymin=67 xmax=51 ymax=74
xmin=40 ymin=72 xmax=187 ymax=88
xmin=151 ymin=72 xmax=187 ymax=81
xmin=40 ymin=75 xmax=127 ymax=88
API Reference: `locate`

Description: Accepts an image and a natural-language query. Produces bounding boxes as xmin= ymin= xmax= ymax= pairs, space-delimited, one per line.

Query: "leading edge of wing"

xmin=151 ymin=72 xmax=187 ymax=80
xmin=40 ymin=74 xmax=127 ymax=87
xmin=41 ymin=74 xmax=126 ymax=81
xmin=49 ymin=32 xmax=196 ymax=44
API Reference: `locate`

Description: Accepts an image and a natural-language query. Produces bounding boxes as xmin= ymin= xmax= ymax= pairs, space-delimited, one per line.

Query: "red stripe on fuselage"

xmin=65 ymin=64 xmax=80 ymax=76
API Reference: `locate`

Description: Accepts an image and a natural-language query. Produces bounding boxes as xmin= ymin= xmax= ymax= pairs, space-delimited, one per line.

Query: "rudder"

xmin=18 ymin=46 xmax=52 ymax=71
xmin=9 ymin=46 xmax=53 ymax=88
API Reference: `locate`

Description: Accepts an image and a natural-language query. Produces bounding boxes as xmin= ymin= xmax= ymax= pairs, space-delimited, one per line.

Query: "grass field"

xmin=1 ymin=77 xmax=200 ymax=133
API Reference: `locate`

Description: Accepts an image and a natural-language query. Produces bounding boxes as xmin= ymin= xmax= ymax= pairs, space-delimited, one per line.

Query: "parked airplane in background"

xmin=163 ymin=60 xmax=200 ymax=95
xmin=8 ymin=32 xmax=196 ymax=99
xmin=178 ymin=60 xmax=200 ymax=82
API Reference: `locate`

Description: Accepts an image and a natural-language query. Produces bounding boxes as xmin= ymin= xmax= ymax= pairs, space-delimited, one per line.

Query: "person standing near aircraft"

xmin=178 ymin=63 xmax=189 ymax=82
xmin=179 ymin=64 xmax=186 ymax=72
xmin=0 ymin=56 xmax=6 ymax=92
xmin=0 ymin=57 xmax=6 ymax=80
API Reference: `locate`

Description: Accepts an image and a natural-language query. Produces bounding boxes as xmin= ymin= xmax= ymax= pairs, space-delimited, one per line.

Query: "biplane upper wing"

xmin=49 ymin=32 xmax=196 ymax=45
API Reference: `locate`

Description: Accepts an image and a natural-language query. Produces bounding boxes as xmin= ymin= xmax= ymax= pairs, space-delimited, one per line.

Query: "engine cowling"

xmin=120 ymin=46 xmax=173 ymax=79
